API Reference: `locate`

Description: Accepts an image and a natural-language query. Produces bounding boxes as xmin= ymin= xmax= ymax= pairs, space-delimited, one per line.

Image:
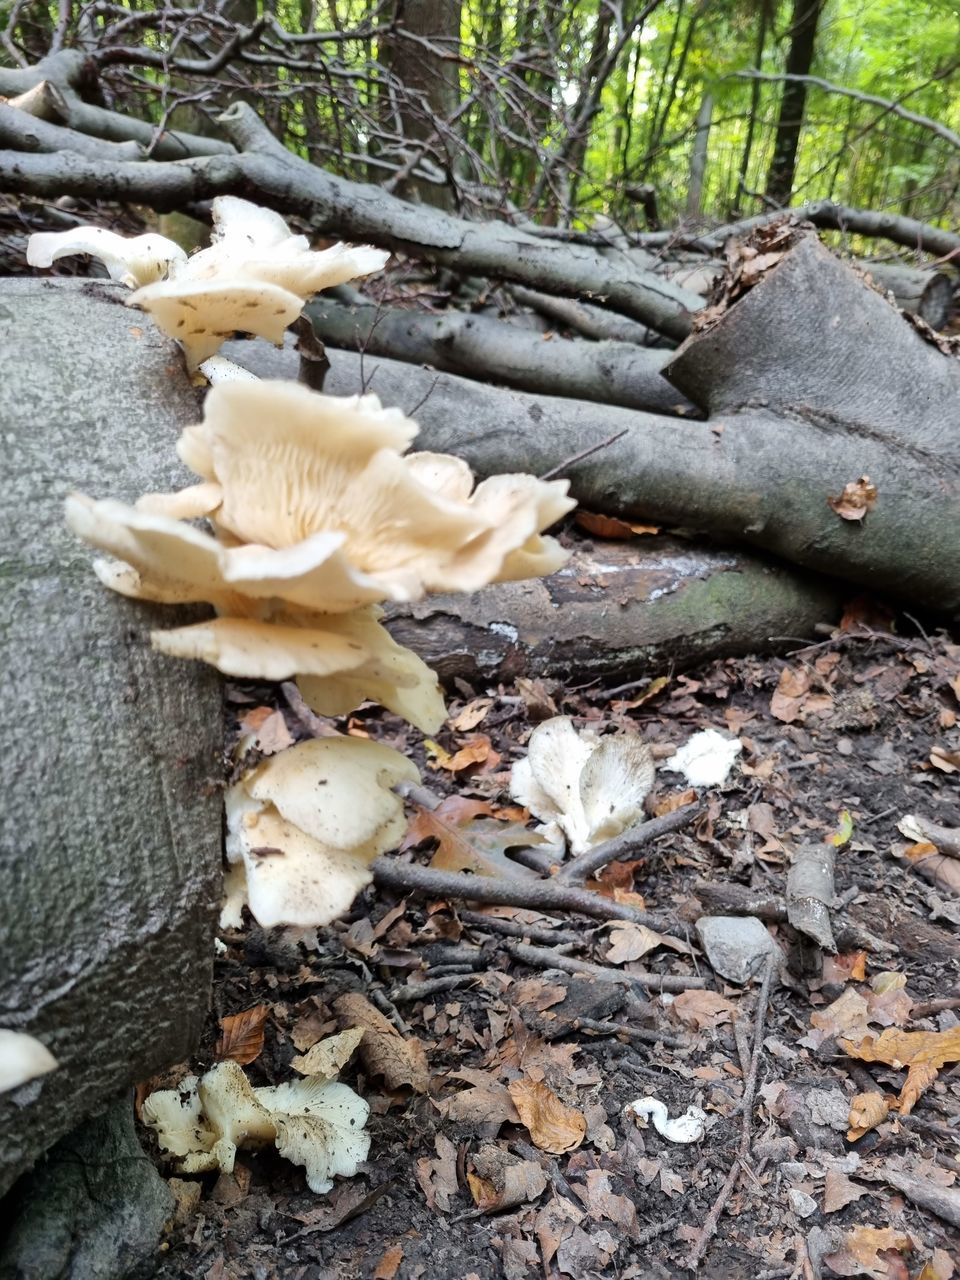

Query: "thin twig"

xmin=684 ymin=950 xmax=776 ymax=1270
xmin=575 ymin=1016 xmax=685 ymax=1048
xmin=459 ymin=909 xmax=584 ymax=946
xmin=556 ymin=803 xmax=701 ymax=885
xmin=372 ymin=858 xmax=687 ymax=933
xmin=505 ymin=939 xmax=706 ymax=992
xmin=538 ymin=428 xmax=629 ymax=481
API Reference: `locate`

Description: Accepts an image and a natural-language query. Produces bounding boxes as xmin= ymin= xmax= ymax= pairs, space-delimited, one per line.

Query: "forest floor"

xmin=149 ymin=606 xmax=960 ymax=1280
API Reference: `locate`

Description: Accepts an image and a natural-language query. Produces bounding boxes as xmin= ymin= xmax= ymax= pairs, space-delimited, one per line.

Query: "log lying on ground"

xmin=234 ymin=237 xmax=960 ymax=613
xmin=384 ymin=537 xmax=842 ymax=685
xmin=0 ymin=101 xmax=702 ymax=340
xmin=0 ymin=278 xmax=221 ymax=1196
xmin=860 ymin=262 xmax=954 ymax=330
xmin=306 ymin=296 xmax=698 ymax=415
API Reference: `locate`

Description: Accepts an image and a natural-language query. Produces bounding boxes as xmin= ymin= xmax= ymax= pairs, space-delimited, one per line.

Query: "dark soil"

xmin=150 ymin=615 xmax=960 ymax=1280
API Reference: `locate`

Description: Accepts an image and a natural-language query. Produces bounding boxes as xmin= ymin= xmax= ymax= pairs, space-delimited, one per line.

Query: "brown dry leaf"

xmin=238 ymin=706 xmax=294 ymax=755
xmin=865 ymin=972 xmax=913 ymax=1028
xmin=467 ymin=1145 xmax=548 ymax=1212
xmin=507 ymin=1078 xmax=586 ymax=1154
xmin=846 ymin=1090 xmax=890 ymax=1140
xmin=372 ymin=1244 xmax=404 ymax=1280
xmin=333 ymin=993 xmax=430 ymax=1092
xmin=823 ymin=1169 xmax=869 ymax=1213
xmin=917 ymin=1250 xmax=956 ymax=1280
xmin=930 ymin=745 xmax=960 ymax=773
xmin=515 ymin=677 xmax=559 ymax=721
xmin=401 ymin=795 xmax=539 ymax=879
xmin=428 ymin=733 xmax=500 ymax=774
xmin=651 ymin=787 xmax=697 ymax=817
xmin=214 ymin=1005 xmax=269 ymax=1066
xmin=904 ymin=844 xmax=960 ymax=894
xmin=512 ymin=977 xmax=568 ymax=1012
xmin=802 ymin=987 xmax=870 ymax=1049
xmin=574 ymin=510 xmax=659 ymax=539
xmin=439 ymin=1069 xmax=520 ymax=1128
xmin=670 ymin=989 xmax=737 ymax=1030
xmin=290 ymin=1027 xmax=365 ymax=1078
xmin=823 ymin=1226 xmax=913 ymax=1279
xmin=827 ymin=476 xmax=878 ymax=523
xmin=839 ymin=1025 xmax=960 ymax=1114
xmin=822 ymin=952 xmax=868 ymax=984
xmin=447 ymin=698 xmax=494 ymax=732
xmin=580 ymin=1168 xmax=640 ymax=1238
xmin=605 ymin=922 xmax=690 ymax=963
xmin=770 ymin=667 xmax=811 ymax=723
xmin=415 ymin=1134 xmax=459 ymax=1212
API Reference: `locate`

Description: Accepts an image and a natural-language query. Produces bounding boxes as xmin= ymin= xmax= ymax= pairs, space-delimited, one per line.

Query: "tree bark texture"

xmin=860 ymin=262 xmax=954 ymax=330
xmin=766 ymin=0 xmax=825 ymax=204
xmin=306 ymin=296 xmax=697 ymax=414
xmin=0 ymin=278 xmax=222 ymax=1196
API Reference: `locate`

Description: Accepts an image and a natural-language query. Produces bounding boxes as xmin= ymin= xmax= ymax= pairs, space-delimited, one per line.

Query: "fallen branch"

xmin=0 ymin=101 xmax=702 ymax=339
xmin=371 ymin=857 xmax=686 ymax=932
xmin=306 ymin=296 xmax=696 ymax=414
xmin=555 ymin=804 xmax=701 ymax=885
xmin=504 ymin=939 xmax=707 ymax=993
xmin=684 ymin=949 xmax=775 ymax=1270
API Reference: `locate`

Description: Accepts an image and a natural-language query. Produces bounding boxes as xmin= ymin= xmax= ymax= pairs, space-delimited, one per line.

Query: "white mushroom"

xmin=0 ymin=1029 xmax=58 ymax=1095
xmin=224 ymin=735 xmax=419 ymax=928
xmin=662 ymin=729 xmax=742 ymax=788
xmin=510 ymin=717 xmax=655 ymax=855
xmin=141 ymin=1038 xmax=369 ymax=1194
xmin=26 ymin=226 xmax=186 ymax=288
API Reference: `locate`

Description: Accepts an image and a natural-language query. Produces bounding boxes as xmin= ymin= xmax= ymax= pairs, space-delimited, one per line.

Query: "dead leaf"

xmin=650 ymin=787 xmax=697 ymax=816
xmin=214 ymin=1005 xmax=268 ymax=1066
xmin=415 ymin=1134 xmax=459 ymax=1211
xmin=670 ymin=989 xmax=737 ymax=1030
xmin=467 ymin=1144 xmax=547 ymax=1212
xmin=930 ymin=745 xmax=960 ymax=773
xmin=515 ymin=677 xmax=559 ymax=721
xmin=401 ymin=795 xmax=540 ymax=878
xmin=846 ymin=1090 xmax=890 ymax=1140
xmin=770 ymin=666 xmax=833 ymax=723
xmin=426 ymin=734 xmax=500 ymax=773
xmin=373 ymin=1244 xmax=404 ymax=1280
xmin=823 ymin=1226 xmax=913 ymax=1279
xmin=238 ymin=706 xmax=294 ymax=755
xmin=605 ymin=922 xmax=690 ymax=963
xmin=827 ymin=476 xmax=878 ymax=523
xmin=333 ymin=993 xmax=430 ymax=1092
xmin=290 ymin=1027 xmax=365 ymax=1078
xmin=839 ymin=1025 xmax=960 ymax=1114
xmin=574 ymin=510 xmax=659 ymax=539
xmin=438 ymin=1069 xmax=520 ymax=1128
xmin=447 ymin=698 xmax=493 ymax=732
xmin=507 ymin=1078 xmax=586 ymax=1154
xmin=578 ymin=1168 xmax=640 ymax=1237
xmin=823 ymin=1169 xmax=869 ymax=1213
xmin=904 ymin=844 xmax=960 ymax=895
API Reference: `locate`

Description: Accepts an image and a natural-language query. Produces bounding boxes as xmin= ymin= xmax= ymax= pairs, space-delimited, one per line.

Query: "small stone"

xmin=695 ymin=916 xmax=783 ymax=984
xmin=787 ymin=1188 xmax=818 ymax=1218
xmin=806 ymin=1088 xmax=850 ymax=1131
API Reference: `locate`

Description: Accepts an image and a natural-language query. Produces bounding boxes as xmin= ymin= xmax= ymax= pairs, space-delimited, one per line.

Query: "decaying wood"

xmin=862 ymin=262 xmax=954 ymax=330
xmin=786 ymin=843 xmax=836 ymax=952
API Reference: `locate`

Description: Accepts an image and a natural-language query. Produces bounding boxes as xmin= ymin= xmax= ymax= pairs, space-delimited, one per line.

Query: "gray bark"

xmin=0 ymin=278 xmax=222 ymax=1196
xmin=862 ymin=262 xmax=953 ymax=330
xmin=306 ymin=296 xmax=696 ymax=414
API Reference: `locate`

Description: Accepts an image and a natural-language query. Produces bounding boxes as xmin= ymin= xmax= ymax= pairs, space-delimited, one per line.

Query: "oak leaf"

xmin=402 ymin=795 xmax=541 ymax=878
xmin=840 ymin=1025 xmax=960 ymax=1114
xmin=507 ymin=1078 xmax=586 ymax=1154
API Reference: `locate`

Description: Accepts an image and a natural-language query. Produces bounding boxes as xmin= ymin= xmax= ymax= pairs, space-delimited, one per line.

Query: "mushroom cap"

xmin=0 ymin=1029 xmax=58 ymax=1094
xmin=26 ymin=226 xmax=186 ymax=288
xmin=141 ymin=1075 xmax=217 ymax=1165
xmin=224 ymin=735 xmax=419 ymax=928
xmin=510 ymin=717 xmax=654 ymax=854
xmin=127 ymin=277 xmax=304 ymax=371
xmin=260 ymin=1079 xmax=371 ymax=1193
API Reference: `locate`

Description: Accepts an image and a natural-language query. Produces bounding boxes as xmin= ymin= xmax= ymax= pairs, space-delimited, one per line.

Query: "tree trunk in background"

xmin=378 ymin=0 xmax=462 ymax=210
xmin=766 ymin=0 xmax=824 ymax=204
xmin=735 ymin=0 xmax=771 ymax=211
xmin=686 ymin=92 xmax=712 ymax=214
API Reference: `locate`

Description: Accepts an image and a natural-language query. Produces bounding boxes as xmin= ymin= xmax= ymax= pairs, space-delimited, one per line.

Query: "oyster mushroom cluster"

xmin=27 ymin=196 xmax=386 ymax=370
xmin=142 ymin=1031 xmax=368 ymax=1193
xmin=66 ymin=378 xmax=574 ymax=736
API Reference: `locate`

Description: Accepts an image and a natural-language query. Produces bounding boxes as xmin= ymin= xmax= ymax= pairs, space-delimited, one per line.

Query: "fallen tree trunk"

xmin=0 ymin=277 xmax=221 ymax=1196
xmin=385 ymin=537 xmax=842 ymax=685
xmin=306 ymin=296 xmax=698 ymax=415
xmin=861 ymin=261 xmax=954 ymax=329
xmin=233 ymin=236 xmax=960 ymax=612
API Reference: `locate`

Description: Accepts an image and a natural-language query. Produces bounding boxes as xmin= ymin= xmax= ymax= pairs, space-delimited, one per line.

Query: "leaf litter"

xmin=154 ymin=621 xmax=960 ymax=1280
